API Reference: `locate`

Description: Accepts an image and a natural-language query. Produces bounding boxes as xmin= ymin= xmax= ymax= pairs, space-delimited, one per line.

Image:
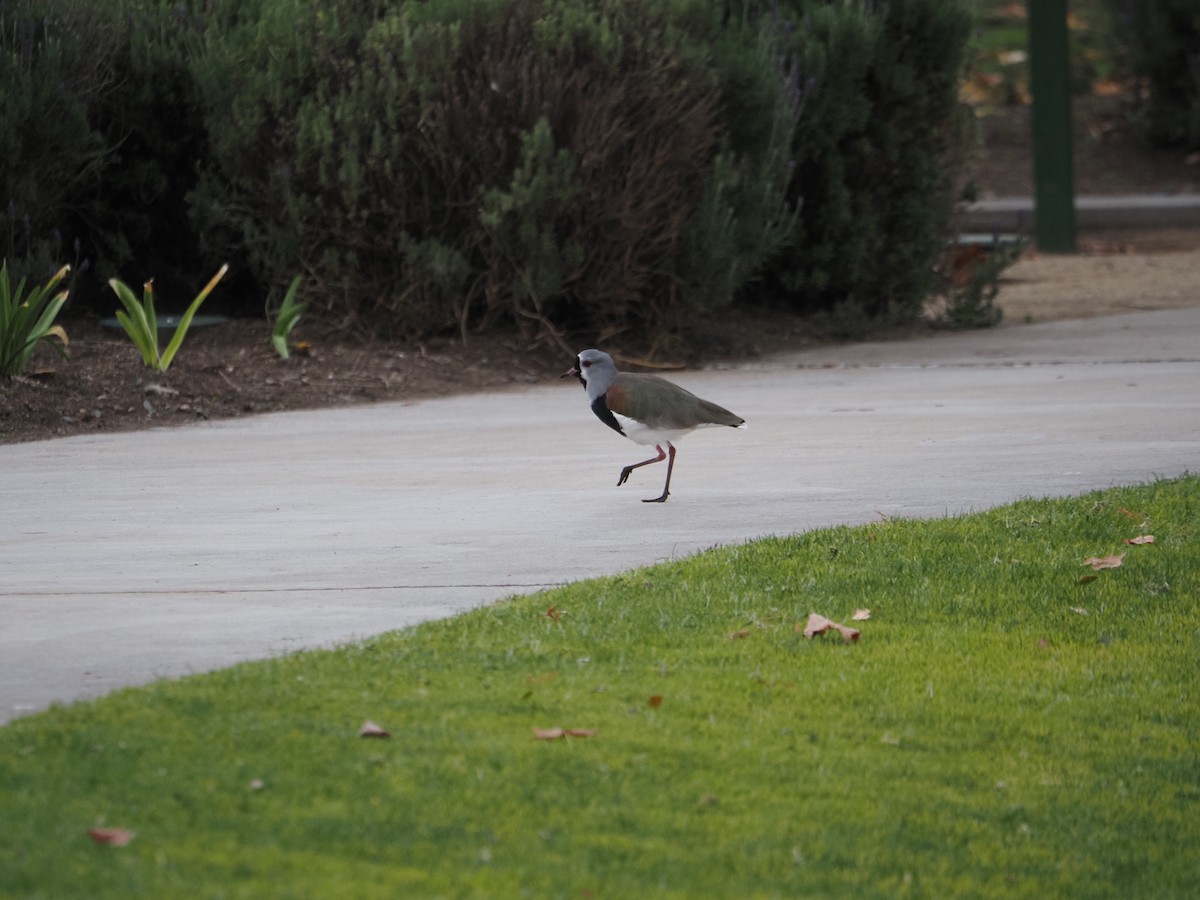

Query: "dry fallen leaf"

xmin=727 ymin=629 xmax=751 ymax=640
xmin=648 ymin=695 xmax=663 ymax=708
xmin=1070 ymin=606 xmax=1089 ymax=616
xmin=359 ymin=720 xmax=390 ymax=738
xmin=533 ymin=727 xmax=596 ymax=740
xmin=1079 ymin=574 xmax=1099 ymax=584
xmin=851 ymin=608 xmax=872 ymax=621
xmin=89 ymin=828 xmax=135 ymax=847
xmin=950 ymin=244 xmax=987 ymax=285
xmin=545 ymin=606 xmax=560 ymax=621
xmin=1082 ymin=553 xmax=1125 ymax=571
xmin=799 ymin=613 xmax=860 ymax=643
xmin=1079 ymin=238 xmax=1133 ymax=255
xmin=1124 ymin=535 xmax=1154 ymax=545
xmin=958 ymin=81 xmax=991 ymax=106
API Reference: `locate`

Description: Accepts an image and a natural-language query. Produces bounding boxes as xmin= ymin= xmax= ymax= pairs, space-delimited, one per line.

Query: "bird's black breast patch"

xmin=591 ymin=395 xmax=625 ymax=436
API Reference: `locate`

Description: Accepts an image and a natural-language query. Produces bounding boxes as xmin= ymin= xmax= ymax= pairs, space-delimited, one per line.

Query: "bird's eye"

xmin=581 ymin=360 xmax=591 ymax=368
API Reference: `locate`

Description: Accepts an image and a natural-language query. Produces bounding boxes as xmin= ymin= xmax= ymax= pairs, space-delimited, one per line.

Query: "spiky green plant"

xmin=270 ymin=275 xmax=306 ymax=360
xmin=108 ymin=264 xmax=228 ymax=372
xmin=0 ymin=261 xmax=70 ymax=376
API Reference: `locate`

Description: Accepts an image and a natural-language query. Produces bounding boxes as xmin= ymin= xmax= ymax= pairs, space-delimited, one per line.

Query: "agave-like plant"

xmin=0 ymin=261 xmax=71 ymax=376
xmin=270 ymin=275 xmax=306 ymax=360
xmin=109 ymin=264 xmax=228 ymax=372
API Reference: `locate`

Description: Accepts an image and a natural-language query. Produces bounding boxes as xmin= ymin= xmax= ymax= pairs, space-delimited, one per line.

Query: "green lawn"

xmin=3 ymin=476 xmax=1197 ymax=898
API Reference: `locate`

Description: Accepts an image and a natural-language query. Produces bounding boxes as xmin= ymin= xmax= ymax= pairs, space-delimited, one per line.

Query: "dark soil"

xmin=0 ymin=307 xmax=824 ymax=445
xmin=973 ymin=96 xmax=1199 ymax=198
xmin=3 ymin=94 xmax=1197 ymax=446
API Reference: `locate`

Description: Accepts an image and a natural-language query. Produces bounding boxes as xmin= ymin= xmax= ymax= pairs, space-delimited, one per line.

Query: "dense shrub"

xmin=765 ymin=0 xmax=973 ymax=323
xmin=90 ymin=2 xmax=213 ymax=301
xmin=188 ymin=0 xmax=796 ymax=347
xmin=0 ymin=0 xmax=217 ymax=309
xmin=1106 ymin=0 xmax=1200 ymax=150
xmin=0 ymin=0 xmax=119 ymax=283
xmin=3 ymin=0 xmax=975 ymax=346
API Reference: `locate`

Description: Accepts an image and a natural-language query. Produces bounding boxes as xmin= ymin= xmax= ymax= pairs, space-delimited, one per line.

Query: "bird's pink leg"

xmin=617 ymin=444 xmax=667 ymax=488
xmin=615 ymin=443 xmax=676 ymax=503
xmin=643 ymin=443 xmax=676 ymax=503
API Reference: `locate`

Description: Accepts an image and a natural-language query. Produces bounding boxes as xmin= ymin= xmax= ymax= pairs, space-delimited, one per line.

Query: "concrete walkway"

xmin=964 ymin=193 xmax=1200 ymax=233
xmin=3 ymin=307 xmax=1199 ymax=723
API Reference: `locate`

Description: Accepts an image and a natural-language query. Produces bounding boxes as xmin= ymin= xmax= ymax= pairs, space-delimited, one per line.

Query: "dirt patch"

xmin=1 ymin=323 xmax=562 ymax=446
xmin=996 ymin=241 xmax=1200 ymax=325
xmin=971 ymin=98 xmax=1200 ymax=198
xmin=0 ymin=305 xmax=824 ymax=446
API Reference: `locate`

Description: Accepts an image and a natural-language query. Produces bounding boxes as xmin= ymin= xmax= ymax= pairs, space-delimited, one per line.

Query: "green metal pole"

xmin=1028 ymin=0 xmax=1077 ymax=252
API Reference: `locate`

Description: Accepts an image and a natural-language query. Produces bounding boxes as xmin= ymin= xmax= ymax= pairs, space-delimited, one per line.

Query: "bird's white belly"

xmin=613 ymin=413 xmax=694 ymax=446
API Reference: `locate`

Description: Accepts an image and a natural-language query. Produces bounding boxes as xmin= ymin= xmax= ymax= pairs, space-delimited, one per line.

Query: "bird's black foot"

xmin=617 ymin=467 xmax=634 ymax=486
xmin=642 ymin=492 xmax=669 ymax=503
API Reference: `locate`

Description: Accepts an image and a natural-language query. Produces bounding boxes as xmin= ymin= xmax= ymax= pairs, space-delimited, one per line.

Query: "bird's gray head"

xmin=561 ymin=348 xmax=618 ymax=400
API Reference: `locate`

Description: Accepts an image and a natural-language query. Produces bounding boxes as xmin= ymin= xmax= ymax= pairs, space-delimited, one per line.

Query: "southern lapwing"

xmin=562 ymin=349 xmax=745 ymax=503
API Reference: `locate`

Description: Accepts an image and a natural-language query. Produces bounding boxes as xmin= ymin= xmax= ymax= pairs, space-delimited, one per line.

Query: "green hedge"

xmin=1106 ymin=0 xmax=1200 ymax=150
xmin=0 ymin=1 xmax=118 ymax=282
xmin=767 ymin=0 xmax=972 ymax=324
xmin=0 ymin=0 xmax=214 ymax=301
xmin=2 ymin=0 xmax=975 ymax=347
xmin=187 ymin=0 xmax=800 ymax=344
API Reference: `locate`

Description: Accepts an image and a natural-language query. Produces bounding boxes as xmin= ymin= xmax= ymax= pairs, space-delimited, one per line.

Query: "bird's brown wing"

xmin=610 ymin=373 xmax=743 ymax=429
